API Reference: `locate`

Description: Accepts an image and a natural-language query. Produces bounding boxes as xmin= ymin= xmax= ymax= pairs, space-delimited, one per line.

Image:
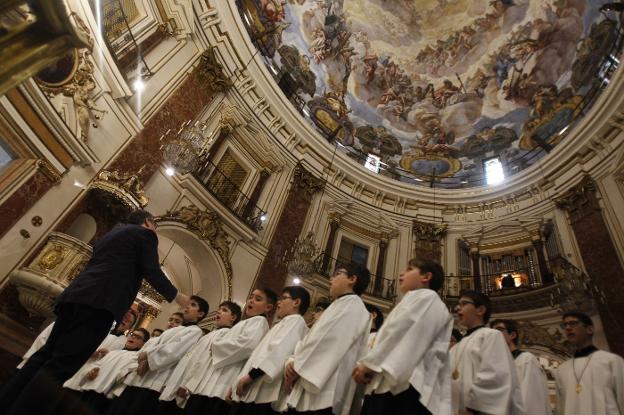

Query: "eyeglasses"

xmin=332 ymin=269 xmax=348 ymax=278
xmin=129 ymin=332 xmax=145 ymax=341
xmin=560 ymin=320 xmax=582 ymax=329
xmin=457 ymin=300 xmax=475 ymax=307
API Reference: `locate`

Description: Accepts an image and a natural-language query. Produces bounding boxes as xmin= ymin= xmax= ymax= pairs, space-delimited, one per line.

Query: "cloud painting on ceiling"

xmin=237 ymin=0 xmax=620 ymax=186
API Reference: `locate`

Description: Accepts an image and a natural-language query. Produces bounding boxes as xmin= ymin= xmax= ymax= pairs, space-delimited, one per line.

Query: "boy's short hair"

xmin=341 ymin=262 xmax=371 ymax=295
xmin=219 ymin=301 xmax=242 ymax=325
xmin=459 ymin=290 xmax=492 ymax=323
xmin=126 ymin=210 xmax=154 ymax=225
xmin=562 ymin=311 xmax=593 ymax=327
xmin=172 ymin=312 xmax=184 ymax=319
xmin=490 ymin=319 xmax=520 ymax=345
xmin=451 ymin=328 xmax=463 ymax=343
xmin=151 ymin=328 xmax=163 ymax=336
xmin=190 ymin=295 xmax=209 ymax=321
xmin=407 ymin=258 xmax=445 ymax=292
xmin=257 ymin=286 xmax=279 ymax=306
xmin=365 ymin=303 xmax=384 ymax=330
xmin=134 ymin=327 xmax=150 ymax=343
xmin=314 ymin=299 xmax=331 ymax=312
xmin=282 ymin=286 xmax=311 ymax=315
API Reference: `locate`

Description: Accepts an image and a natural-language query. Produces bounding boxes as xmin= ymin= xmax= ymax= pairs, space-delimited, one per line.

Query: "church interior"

xmin=1 ymin=0 xmax=623 ymax=411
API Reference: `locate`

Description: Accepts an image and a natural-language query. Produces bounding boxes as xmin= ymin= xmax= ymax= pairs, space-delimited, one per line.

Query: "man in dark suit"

xmin=0 ymin=210 xmax=190 ymax=415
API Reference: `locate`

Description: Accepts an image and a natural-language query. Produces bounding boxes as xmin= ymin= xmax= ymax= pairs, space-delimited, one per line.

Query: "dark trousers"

xmin=105 ymin=386 xmax=161 ymax=415
xmin=361 ymin=385 xmax=432 ymax=415
xmin=0 ymin=303 xmax=114 ymax=415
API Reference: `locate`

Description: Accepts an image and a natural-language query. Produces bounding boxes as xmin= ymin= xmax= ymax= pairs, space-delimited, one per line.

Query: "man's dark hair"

xmin=219 ymin=301 xmax=242 ymax=325
xmin=314 ymin=299 xmax=331 ymax=311
xmin=365 ymin=303 xmax=384 ymax=331
xmin=134 ymin=327 xmax=150 ymax=343
xmin=562 ymin=311 xmax=593 ymax=327
xmin=451 ymin=328 xmax=463 ymax=343
xmin=490 ymin=319 xmax=520 ymax=345
xmin=340 ymin=262 xmax=371 ymax=296
xmin=282 ymin=286 xmax=311 ymax=315
xmin=256 ymin=286 xmax=279 ymax=306
xmin=190 ymin=295 xmax=209 ymax=322
xmin=172 ymin=311 xmax=184 ymax=319
xmin=459 ymin=290 xmax=493 ymax=323
xmin=126 ymin=210 xmax=154 ymax=225
xmin=151 ymin=328 xmax=163 ymax=336
xmin=407 ymin=258 xmax=445 ymax=292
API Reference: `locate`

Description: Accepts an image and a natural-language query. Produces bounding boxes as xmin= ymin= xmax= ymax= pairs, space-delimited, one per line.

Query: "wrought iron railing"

xmin=193 ymin=157 xmax=266 ymax=232
xmin=315 ymin=253 xmax=396 ymax=301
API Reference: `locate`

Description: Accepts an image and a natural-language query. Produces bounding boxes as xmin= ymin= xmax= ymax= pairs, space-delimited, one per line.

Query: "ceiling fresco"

xmin=237 ymin=0 xmax=621 ymax=187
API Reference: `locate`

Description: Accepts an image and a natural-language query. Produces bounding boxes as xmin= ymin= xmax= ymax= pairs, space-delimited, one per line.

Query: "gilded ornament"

xmin=292 ymin=164 xmax=325 ymax=201
xmin=198 ymin=46 xmax=233 ymax=93
xmin=92 ymin=167 xmax=149 ymax=208
xmin=38 ymin=245 xmax=66 ymax=270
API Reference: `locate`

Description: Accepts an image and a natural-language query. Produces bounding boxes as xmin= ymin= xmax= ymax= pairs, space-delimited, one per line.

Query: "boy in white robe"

xmin=181 ymin=287 xmax=275 ymax=414
xmin=308 ymin=300 xmax=331 ymax=328
xmin=450 ymin=290 xmax=524 ymax=415
xmin=490 ymin=319 xmax=551 ymax=415
xmin=282 ymin=262 xmax=371 ymax=415
xmin=156 ymin=300 xmax=242 ymax=412
xmin=364 ymin=303 xmax=384 ymax=350
xmin=353 ymin=258 xmax=453 ymax=415
xmin=554 ymin=311 xmax=624 ymax=415
xmin=63 ymin=328 xmax=150 ymax=414
xmin=231 ymin=285 xmax=311 ymax=415
xmin=105 ymin=296 xmax=208 ymax=414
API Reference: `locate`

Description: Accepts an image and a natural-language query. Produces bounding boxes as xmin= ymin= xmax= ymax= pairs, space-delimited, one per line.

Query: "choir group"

xmin=15 ymin=259 xmax=624 ymax=415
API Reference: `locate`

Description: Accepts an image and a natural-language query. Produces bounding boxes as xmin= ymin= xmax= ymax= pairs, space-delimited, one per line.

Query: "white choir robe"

xmin=63 ymin=349 xmax=139 ymax=398
xmin=282 ymin=294 xmax=370 ymax=415
xmin=514 ymin=351 xmax=551 ymax=415
xmin=232 ymin=314 xmax=309 ymax=405
xmin=158 ymin=327 xmax=230 ymax=407
xmin=18 ymin=322 xmax=54 ymax=369
xmin=450 ymin=327 xmax=524 ymax=415
xmin=123 ymin=324 xmax=203 ymax=393
xmin=192 ymin=315 xmax=269 ymax=400
xmin=361 ymin=289 xmax=453 ymax=415
xmin=554 ymin=350 xmax=624 ymax=415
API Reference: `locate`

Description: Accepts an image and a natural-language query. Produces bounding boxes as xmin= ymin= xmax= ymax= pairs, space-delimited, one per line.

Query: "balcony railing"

xmin=316 ymin=253 xmax=396 ymax=301
xmin=193 ymin=157 xmax=266 ymax=232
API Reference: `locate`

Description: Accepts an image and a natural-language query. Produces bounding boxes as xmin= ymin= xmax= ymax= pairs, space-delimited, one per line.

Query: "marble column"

xmin=321 ymin=218 xmax=340 ymax=273
xmin=470 ymin=248 xmax=482 ymax=292
xmin=374 ymin=239 xmax=388 ymax=295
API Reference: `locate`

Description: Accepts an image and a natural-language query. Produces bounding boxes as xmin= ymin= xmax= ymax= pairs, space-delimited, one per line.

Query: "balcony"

xmin=192 ymin=157 xmax=266 ymax=232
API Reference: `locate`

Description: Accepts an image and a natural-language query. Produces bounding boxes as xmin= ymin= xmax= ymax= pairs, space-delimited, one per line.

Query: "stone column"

xmin=373 ymin=238 xmax=388 ymax=295
xmin=470 ymin=246 xmax=482 ymax=292
xmin=321 ymin=218 xmax=340 ymax=273
xmin=254 ymin=164 xmax=325 ymax=293
xmin=531 ymin=236 xmax=551 ymax=284
xmin=555 ymin=176 xmax=624 ymax=355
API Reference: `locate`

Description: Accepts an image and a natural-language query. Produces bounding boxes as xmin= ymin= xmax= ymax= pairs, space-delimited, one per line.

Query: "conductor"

xmin=0 ymin=210 xmax=191 ymax=415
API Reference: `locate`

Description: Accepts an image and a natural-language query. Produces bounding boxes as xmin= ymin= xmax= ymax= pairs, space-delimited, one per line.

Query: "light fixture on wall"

xmin=160 ymin=121 xmax=211 ymax=176
xmin=283 ymin=232 xmax=322 ymax=278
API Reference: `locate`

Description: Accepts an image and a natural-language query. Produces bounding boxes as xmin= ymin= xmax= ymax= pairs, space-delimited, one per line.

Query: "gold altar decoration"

xmin=90 ymin=167 xmax=149 ymax=208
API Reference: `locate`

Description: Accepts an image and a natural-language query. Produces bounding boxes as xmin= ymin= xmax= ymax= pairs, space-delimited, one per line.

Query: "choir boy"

xmin=353 ymin=258 xmax=453 ymax=415
xmin=450 ymin=290 xmax=524 ymax=415
xmin=490 ymin=319 xmax=551 ymax=415
xmin=281 ymin=262 xmax=371 ymax=415
xmin=182 ymin=287 xmax=275 ymax=414
xmin=554 ymin=311 xmax=624 ymax=415
xmin=231 ymin=286 xmax=310 ymax=415
xmin=156 ymin=301 xmax=242 ymax=412
xmin=308 ymin=300 xmax=330 ymax=328
xmin=105 ymin=296 xmax=208 ymax=414
xmin=364 ymin=303 xmax=384 ymax=349
xmin=63 ymin=328 xmax=150 ymax=414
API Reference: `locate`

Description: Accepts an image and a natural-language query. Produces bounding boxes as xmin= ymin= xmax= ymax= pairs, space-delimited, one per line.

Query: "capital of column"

xmin=292 ymin=164 xmax=325 ymax=200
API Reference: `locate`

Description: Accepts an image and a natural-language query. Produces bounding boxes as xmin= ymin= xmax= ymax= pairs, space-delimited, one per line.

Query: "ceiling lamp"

xmin=283 ymin=232 xmax=322 ymax=278
xmin=549 ymin=260 xmax=605 ymax=314
xmin=160 ymin=121 xmax=210 ymax=175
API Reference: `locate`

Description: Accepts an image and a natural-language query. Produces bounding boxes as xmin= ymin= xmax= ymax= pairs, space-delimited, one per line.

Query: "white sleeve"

xmin=211 ymin=319 xmax=269 ymax=369
xmin=553 ymin=367 xmax=565 ymax=415
xmin=19 ymin=322 xmax=54 ymax=368
xmin=466 ymin=331 xmax=515 ymax=414
xmin=361 ymin=291 xmax=448 ymax=386
xmin=612 ymin=355 xmax=624 ymax=414
xmin=147 ymin=328 xmax=202 ymax=371
xmin=517 ymin=353 xmax=550 ymax=415
xmin=256 ymin=317 xmax=308 ymax=381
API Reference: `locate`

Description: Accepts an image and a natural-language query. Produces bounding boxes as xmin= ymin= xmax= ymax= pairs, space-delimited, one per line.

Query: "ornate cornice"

xmin=157 ymin=204 xmax=233 ymax=299
xmin=412 ymin=220 xmax=447 ymax=241
xmin=554 ymin=175 xmax=600 ymax=222
xmin=292 ymin=164 xmax=325 ymax=200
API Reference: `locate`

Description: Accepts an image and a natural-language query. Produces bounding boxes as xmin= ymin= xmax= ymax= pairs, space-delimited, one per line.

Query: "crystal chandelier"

xmin=549 ymin=260 xmax=605 ymax=314
xmin=160 ymin=121 xmax=211 ymax=175
xmin=283 ymin=232 xmax=322 ymax=277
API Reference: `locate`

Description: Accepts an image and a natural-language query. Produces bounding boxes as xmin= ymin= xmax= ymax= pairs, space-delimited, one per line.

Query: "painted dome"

xmin=237 ymin=0 xmax=621 ymax=188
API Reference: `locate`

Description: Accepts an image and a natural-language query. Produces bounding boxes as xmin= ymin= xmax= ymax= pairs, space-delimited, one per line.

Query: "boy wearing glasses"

xmin=490 ymin=319 xmax=550 ymax=415
xmin=554 ymin=311 xmax=624 ymax=415
xmin=230 ymin=286 xmax=311 ymax=414
xmin=450 ymin=290 xmax=524 ymax=415
xmin=352 ymin=258 xmax=453 ymax=415
xmin=280 ymin=263 xmax=371 ymax=415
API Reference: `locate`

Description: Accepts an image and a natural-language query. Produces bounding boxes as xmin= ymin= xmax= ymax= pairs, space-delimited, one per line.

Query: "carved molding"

xmin=292 ymin=164 xmax=325 ymax=201
xmin=157 ymin=204 xmax=233 ymax=299
xmin=90 ymin=167 xmax=149 ymax=208
xmin=36 ymin=159 xmax=62 ymax=183
xmin=554 ymin=175 xmax=600 ymax=223
xmin=412 ymin=220 xmax=447 ymax=241
xmin=198 ymin=46 xmax=233 ymax=93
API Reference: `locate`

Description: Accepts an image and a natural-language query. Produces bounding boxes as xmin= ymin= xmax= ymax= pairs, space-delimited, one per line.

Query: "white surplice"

xmin=158 ymin=327 xmax=230 ymax=407
xmin=361 ymin=289 xmax=453 ymax=415
xmin=18 ymin=322 xmax=54 ymax=369
xmin=123 ymin=324 xmax=203 ymax=392
xmin=450 ymin=327 xmax=524 ymax=415
xmin=283 ymin=293 xmax=370 ymax=415
xmin=232 ymin=314 xmax=308 ymax=404
xmin=514 ymin=351 xmax=551 ymax=415
xmin=554 ymin=350 xmax=624 ymax=415
xmin=191 ymin=315 xmax=269 ymax=400
xmin=63 ymin=349 xmax=139 ymax=398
